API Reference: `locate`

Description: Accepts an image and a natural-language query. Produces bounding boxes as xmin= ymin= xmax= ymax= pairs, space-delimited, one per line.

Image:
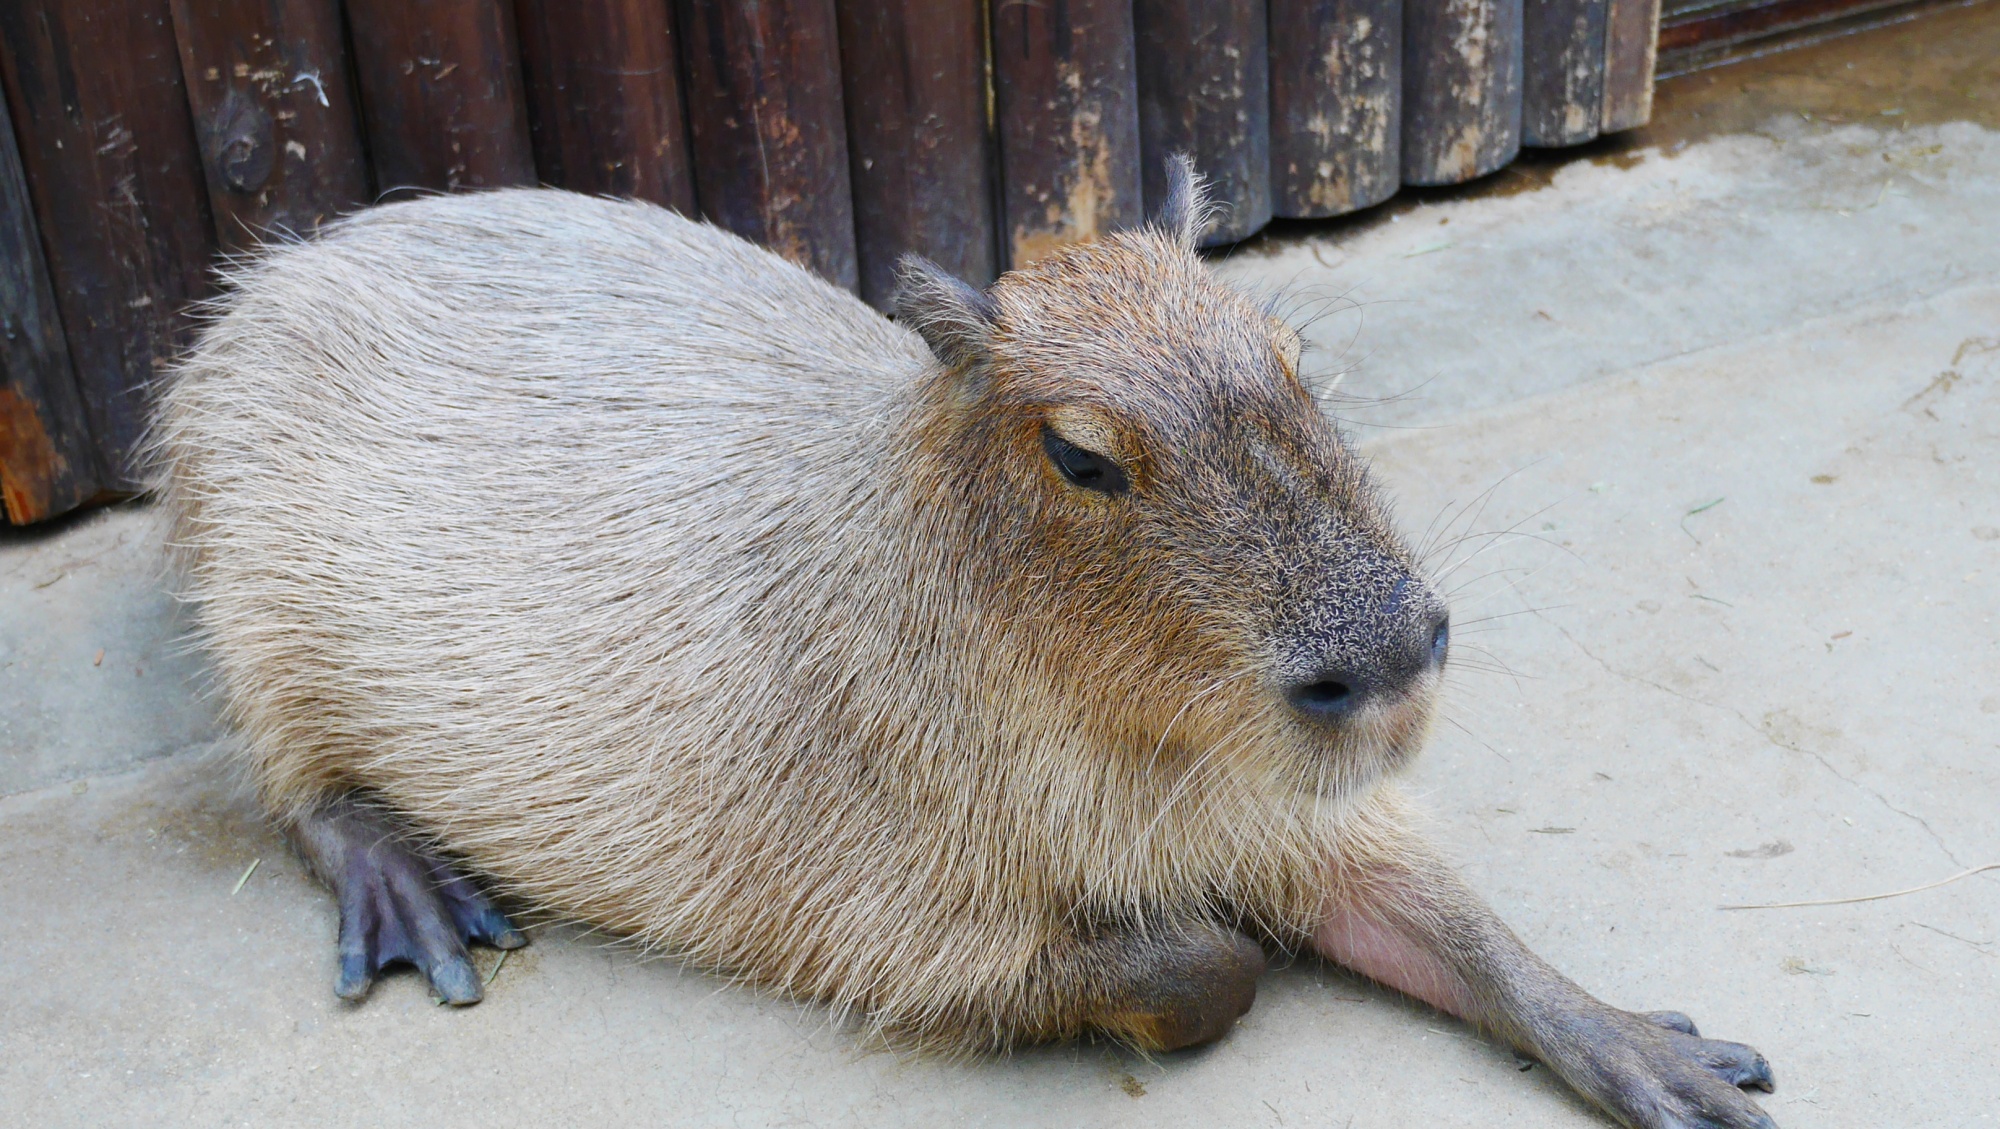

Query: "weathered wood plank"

xmin=676 ymin=0 xmax=857 ymax=288
xmin=169 ymin=0 xmax=370 ymax=250
xmin=1268 ymin=0 xmax=1402 ymax=218
xmin=837 ymin=0 xmax=996 ymax=308
xmin=991 ymin=0 xmax=1146 ymax=267
xmin=1402 ymin=0 xmax=1523 ymax=185
xmin=515 ymin=0 xmax=696 ymax=212
xmin=0 ymin=0 xmax=217 ymax=492
xmin=1522 ymin=0 xmax=1608 ymax=146
xmin=1600 ymin=0 xmax=1659 ymax=131
xmin=1134 ymin=0 xmax=1271 ymax=244
xmin=344 ymin=0 xmax=536 ymax=195
xmin=0 ymin=81 xmax=98 ymax=523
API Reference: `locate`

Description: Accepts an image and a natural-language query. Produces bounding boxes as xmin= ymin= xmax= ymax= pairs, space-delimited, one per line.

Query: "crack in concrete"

xmin=1535 ymin=612 xmax=1970 ymax=868
xmin=1910 ymin=921 xmax=1996 ymax=956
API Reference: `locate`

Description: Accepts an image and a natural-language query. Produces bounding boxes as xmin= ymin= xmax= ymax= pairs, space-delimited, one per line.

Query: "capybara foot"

xmin=1088 ymin=923 xmax=1267 ymax=1052
xmin=1536 ymin=1002 xmax=1777 ymax=1128
xmin=291 ymin=796 xmax=526 ymax=1005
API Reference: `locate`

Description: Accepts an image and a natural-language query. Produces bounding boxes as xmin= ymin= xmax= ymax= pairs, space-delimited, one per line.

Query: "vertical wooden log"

xmin=344 ymin=0 xmax=536 ymax=195
xmin=1599 ymin=0 xmax=1659 ymax=132
xmin=0 ymin=83 xmax=98 ymax=523
xmin=0 ymin=0 xmax=217 ymax=492
xmin=514 ymin=0 xmax=696 ymax=213
xmin=1521 ymin=0 xmax=1607 ymax=146
xmin=676 ymin=0 xmax=857 ymax=289
xmin=1133 ymin=0 xmax=1270 ymax=245
xmin=1268 ymin=0 xmax=1401 ymax=218
xmin=991 ymin=0 xmax=1145 ymax=268
xmin=837 ymin=0 xmax=996 ymax=309
xmin=1402 ymin=0 xmax=1523 ymax=185
xmin=169 ymin=0 xmax=371 ymax=250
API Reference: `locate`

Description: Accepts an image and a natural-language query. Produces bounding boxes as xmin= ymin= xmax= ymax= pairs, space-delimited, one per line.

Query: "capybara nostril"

xmin=1287 ymin=673 xmax=1366 ymax=721
xmin=1429 ymin=614 xmax=1450 ymax=667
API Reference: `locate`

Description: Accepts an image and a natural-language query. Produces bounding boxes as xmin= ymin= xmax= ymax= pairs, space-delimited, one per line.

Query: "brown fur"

xmin=152 ymin=166 xmax=1441 ymax=1049
xmin=151 ymin=167 xmax=1778 ymax=1128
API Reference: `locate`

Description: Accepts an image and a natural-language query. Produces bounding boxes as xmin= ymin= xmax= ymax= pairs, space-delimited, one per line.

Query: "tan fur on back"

xmin=153 ymin=189 xmax=1432 ymax=1047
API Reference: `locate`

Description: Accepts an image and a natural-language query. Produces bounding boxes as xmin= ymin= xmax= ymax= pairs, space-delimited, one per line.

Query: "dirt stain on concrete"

xmin=95 ymin=756 xmax=280 ymax=874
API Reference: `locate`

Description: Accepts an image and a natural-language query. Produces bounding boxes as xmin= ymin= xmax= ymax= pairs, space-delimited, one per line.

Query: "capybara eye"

xmin=1041 ymin=425 xmax=1129 ymax=495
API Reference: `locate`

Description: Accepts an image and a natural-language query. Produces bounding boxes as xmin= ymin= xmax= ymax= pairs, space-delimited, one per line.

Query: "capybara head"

xmin=895 ymin=159 xmax=1448 ymax=804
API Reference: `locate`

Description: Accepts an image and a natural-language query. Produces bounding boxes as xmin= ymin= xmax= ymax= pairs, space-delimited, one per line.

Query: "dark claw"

xmin=335 ymin=949 xmax=374 ymax=1001
xmin=1745 ymin=1060 xmax=1777 ymax=1094
xmin=1694 ymin=1038 xmax=1777 ymax=1093
xmin=428 ymin=862 xmax=528 ymax=950
xmin=427 ymin=952 xmax=485 ymax=1006
xmin=1642 ymin=1010 xmax=1701 ymax=1037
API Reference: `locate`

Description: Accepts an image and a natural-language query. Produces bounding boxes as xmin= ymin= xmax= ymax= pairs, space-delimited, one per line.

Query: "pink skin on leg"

xmin=1307 ymin=856 xmax=1780 ymax=1129
xmin=1300 ymin=789 xmax=1778 ymax=1127
xmin=1314 ymin=901 xmax=1479 ymax=1020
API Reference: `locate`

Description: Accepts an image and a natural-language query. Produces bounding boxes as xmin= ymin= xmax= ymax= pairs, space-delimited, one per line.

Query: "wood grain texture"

xmin=1599 ymin=0 xmax=1657 ymax=130
xmin=676 ymin=0 xmax=857 ymax=288
xmin=1133 ymin=0 xmax=1270 ymax=244
xmin=0 ymin=0 xmax=216 ymax=492
xmin=1268 ymin=0 xmax=1401 ymax=218
xmin=0 ymin=81 xmax=97 ymax=523
xmin=837 ymin=0 xmax=996 ymax=308
xmin=1402 ymin=0 xmax=1523 ymax=185
xmin=169 ymin=0 xmax=370 ymax=251
xmin=1522 ymin=0 xmax=1608 ymax=145
xmin=344 ymin=0 xmax=536 ymax=195
xmin=515 ymin=0 xmax=696 ymax=212
xmin=991 ymin=0 xmax=1145 ymax=267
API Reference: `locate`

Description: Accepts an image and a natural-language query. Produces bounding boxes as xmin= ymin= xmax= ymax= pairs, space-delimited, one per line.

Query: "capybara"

xmin=153 ymin=160 xmax=1776 ymax=1128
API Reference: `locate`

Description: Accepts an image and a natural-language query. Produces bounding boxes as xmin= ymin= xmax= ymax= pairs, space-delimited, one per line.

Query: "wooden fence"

xmin=0 ymin=0 xmax=1663 ymax=525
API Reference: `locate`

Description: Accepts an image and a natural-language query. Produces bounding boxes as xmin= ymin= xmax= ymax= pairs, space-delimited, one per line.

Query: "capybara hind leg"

xmin=1042 ymin=921 xmax=1267 ymax=1052
xmin=290 ymin=795 xmax=526 ymax=1006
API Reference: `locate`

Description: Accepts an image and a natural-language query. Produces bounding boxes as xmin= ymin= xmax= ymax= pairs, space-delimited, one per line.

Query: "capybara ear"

xmin=893 ymin=254 xmax=998 ymax=369
xmin=1152 ymin=154 xmax=1215 ymax=249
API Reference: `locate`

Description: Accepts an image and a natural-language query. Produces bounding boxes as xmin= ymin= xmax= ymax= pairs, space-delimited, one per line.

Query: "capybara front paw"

xmin=1094 ymin=925 xmax=1266 ymax=1052
xmin=1542 ymin=1004 xmax=1777 ymax=1129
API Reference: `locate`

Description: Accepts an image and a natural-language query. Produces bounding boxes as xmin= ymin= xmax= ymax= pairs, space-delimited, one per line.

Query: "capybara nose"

xmin=1285 ymin=669 xmax=1370 ymax=721
xmin=1287 ymin=612 xmax=1447 ymax=724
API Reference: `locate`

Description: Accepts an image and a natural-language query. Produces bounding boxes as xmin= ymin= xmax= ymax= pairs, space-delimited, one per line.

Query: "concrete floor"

xmin=5 ymin=12 xmax=1998 ymax=1127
